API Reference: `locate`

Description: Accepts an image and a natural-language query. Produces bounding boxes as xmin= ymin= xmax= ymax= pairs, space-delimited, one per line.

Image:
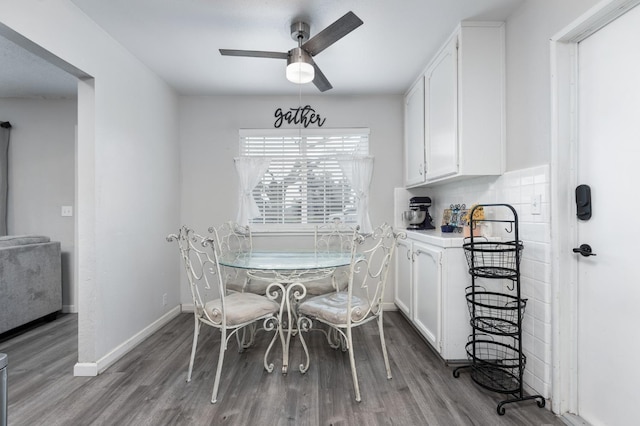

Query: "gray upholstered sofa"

xmin=0 ymin=235 xmax=62 ymax=334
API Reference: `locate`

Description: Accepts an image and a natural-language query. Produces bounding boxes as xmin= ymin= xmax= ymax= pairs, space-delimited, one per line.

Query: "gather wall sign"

xmin=274 ymin=105 xmax=326 ymax=128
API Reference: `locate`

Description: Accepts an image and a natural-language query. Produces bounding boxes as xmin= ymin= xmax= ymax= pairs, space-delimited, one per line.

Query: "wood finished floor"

xmin=0 ymin=312 xmax=564 ymax=426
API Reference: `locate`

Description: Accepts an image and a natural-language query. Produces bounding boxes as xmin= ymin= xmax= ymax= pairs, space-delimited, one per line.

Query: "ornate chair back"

xmin=210 ymin=222 xmax=260 ymax=293
xmin=314 ymin=218 xmax=356 ymax=253
xmin=307 ymin=218 xmax=358 ymax=295
xmin=169 ymin=226 xmax=225 ymax=324
xmin=347 ymin=223 xmax=403 ymax=323
xmin=212 ymin=221 xmax=252 ymax=254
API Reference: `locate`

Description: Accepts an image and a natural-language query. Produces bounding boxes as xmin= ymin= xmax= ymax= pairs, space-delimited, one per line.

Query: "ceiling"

xmin=1 ymin=0 xmax=525 ymax=98
xmin=0 ymin=35 xmax=78 ymax=99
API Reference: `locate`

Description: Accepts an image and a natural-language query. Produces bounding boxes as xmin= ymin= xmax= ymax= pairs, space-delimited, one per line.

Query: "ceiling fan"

xmin=219 ymin=11 xmax=363 ymax=92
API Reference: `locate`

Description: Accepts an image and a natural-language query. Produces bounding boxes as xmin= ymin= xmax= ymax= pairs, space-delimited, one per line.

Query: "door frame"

xmin=550 ymin=0 xmax=640 ymax=416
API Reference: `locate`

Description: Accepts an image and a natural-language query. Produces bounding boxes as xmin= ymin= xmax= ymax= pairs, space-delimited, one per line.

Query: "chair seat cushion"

xmin=298 ymin=292 xmax=369 ymax=324
xmin=204 ymin=292 xmax=279 ymax=326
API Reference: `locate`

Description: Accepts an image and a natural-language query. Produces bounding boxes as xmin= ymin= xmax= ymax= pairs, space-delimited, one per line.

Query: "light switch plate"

xmin=531 ymin=195 xmax=542 ymax=215
xmin=61 ymin=205 xmax=73 ymax=217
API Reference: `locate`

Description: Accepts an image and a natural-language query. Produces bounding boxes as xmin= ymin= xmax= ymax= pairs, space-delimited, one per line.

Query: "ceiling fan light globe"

xmin=286 ymin=61 xmax=314 ymax=84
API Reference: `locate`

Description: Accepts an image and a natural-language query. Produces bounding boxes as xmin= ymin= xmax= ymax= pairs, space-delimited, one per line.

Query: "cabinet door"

xmin=412 ymin=242 xmax=443 ymax=352
xmin=404 ymin=77 xmax=426 ymax=186
xmin=425 ymin=37 xmax=458 ymax=181
xmin=394 ymin=238 xmax=413 ymax=318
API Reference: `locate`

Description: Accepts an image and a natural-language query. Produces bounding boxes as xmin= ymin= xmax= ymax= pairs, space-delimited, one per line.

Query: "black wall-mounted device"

xmin=575 ymin=184 xmax=592 ymax=220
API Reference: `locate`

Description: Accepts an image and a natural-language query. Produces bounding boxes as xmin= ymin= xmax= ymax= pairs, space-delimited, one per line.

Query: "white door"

xmin=412 ymin=242 xmax=442 ymax=352
xmin=576 ymin=5 xmax=640 ymax=425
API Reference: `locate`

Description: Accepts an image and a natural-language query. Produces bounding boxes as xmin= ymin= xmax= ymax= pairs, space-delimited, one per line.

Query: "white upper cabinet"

xmin=404 ymin=22 xmax=505 ymax=187
xmin=425 ymin=37 xmax=458 ymax=180
xmin=404 ymin=77 xmax=426 ymax=186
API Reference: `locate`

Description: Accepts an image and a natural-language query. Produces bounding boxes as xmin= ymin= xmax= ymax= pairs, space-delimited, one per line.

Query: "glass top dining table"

xmin=218 ymin=249 xmax=357 ymax=373
xmin=218 ymin=250 xmax=354 ymax=272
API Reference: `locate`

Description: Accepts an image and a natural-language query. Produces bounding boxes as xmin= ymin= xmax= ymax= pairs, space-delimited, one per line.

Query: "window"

xmin=237 ymin=128 xmax=371 ymax=231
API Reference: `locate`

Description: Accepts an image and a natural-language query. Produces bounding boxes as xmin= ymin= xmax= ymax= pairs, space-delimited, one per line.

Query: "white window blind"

xmin=239 ymin=129 xmax=370 ymax=228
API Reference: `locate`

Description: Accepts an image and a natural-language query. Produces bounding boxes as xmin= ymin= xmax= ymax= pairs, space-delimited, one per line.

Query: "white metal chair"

xmin=296 ymin=223 xmax=406 ymax=402
xmin=167 ymin=226 xmax=284 ymax=403
xmin=304 ymin=218 xmax=358 ymax=296
xmin=210 ymin=221 xmax=271 ymax=295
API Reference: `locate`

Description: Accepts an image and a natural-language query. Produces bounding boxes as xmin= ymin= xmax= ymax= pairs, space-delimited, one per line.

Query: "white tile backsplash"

xmin=401 ymin=164 xmax=552 ymax=398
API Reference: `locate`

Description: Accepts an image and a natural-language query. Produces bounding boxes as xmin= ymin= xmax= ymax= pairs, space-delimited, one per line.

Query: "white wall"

xmin=0 ymin=0 xmax=181 ymax=372
xmin=504 ymin=0 xmax=600 ymax=170
xmin=178 ymin=95 xmax=403 ymax=304
xmin=0 ymin=99 xmax=76 ymax=311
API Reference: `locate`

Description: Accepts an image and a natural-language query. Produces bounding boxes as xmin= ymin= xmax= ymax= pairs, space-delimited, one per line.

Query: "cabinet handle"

xmin=419 ymin=163 xmax=423 ymax=175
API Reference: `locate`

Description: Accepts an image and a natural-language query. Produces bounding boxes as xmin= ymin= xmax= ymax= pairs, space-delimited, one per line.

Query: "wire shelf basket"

xmin=463 ymin=241 xmax=523 ymax=278
xmin=466 ymin=291 xmax=527 ymax=335
xmin=466 ymin=339 xmax=525 ymax=394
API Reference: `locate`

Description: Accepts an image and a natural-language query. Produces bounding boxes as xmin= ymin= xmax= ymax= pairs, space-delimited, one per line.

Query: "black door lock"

xmin=575 ymin=185 xmax=592 ymax=220
xmin=573 ymin=244 xmax=597 ymax=257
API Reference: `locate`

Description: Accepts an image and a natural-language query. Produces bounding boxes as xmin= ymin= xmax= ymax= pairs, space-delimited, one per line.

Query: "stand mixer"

xmin=403 ymin=196 xmax=435 ymax=230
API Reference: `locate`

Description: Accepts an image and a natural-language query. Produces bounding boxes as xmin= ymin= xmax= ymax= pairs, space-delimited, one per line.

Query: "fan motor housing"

xmin=291 ymin=22 xmax=310 ymax=43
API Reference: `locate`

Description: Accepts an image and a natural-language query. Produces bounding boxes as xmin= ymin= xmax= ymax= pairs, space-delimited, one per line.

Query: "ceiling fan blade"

xmin=219 ymin=49 xmax=288 ymax=60
xmin=301 ymin=11 xmax=363 ymax=56
xmin=311 ymin=61 xmax=332 ymax=92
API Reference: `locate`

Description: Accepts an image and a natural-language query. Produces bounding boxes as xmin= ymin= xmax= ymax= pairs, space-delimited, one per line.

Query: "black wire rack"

xmin=453 ymin=203 xmax=545 ymax=415
xmin=465 ymin=289 xmax=526 ymax=336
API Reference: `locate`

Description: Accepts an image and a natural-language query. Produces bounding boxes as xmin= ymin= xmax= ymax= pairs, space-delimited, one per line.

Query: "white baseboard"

xmin=561 ymin=414 xmax=590 ymax=426
xmin=62 ymin=304 xmax=77 ymax=314
xmin=181 ymin=303 xmax=194 ymax=312
xmin=73 ymin=362 xmax=98 ymax=376
xmin=73 ymin=305 xmax=182 ymax=377
xmin=383 ymin=302 xmax=399 ymax=311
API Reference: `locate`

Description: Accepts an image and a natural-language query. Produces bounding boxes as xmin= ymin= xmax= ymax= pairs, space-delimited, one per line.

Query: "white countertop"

xmin=403 ymin=229 xmax=467 ymax=248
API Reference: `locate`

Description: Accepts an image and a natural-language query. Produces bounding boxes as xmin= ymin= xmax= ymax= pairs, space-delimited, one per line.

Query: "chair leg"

xmin=346 ymin=327 xmax=361 ymax=402
xmin=236 ymin=323 xmax=256 ymax=351
xmin=378 ymin=313 xmax=392 ymax=380
xmin=235 ymin=327 xmax=242 ymax=350
xmin=211 ymin=328 xmax=227 ymax=404
xmin=187 ymin=316 xmax=201 ymax=382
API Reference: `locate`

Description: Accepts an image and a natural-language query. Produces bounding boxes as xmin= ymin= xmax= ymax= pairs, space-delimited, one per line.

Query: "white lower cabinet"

xmin=395 ymin=238 xmax=413 ymax=317
xmin=395 ymin=233 xmax=471 ymax=361
xmin=413 ymin=242 xmax=443 ymax=351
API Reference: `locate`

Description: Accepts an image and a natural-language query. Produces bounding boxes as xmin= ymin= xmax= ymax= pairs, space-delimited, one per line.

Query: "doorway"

xmin=0 ymin=23 xmax=94 ymax=372
xmin=551 ymin=0 xmax=640 ymax=423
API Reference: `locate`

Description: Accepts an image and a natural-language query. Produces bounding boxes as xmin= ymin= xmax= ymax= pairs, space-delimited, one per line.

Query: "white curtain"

xmin=338 ymin=156 xmax=374 ymax=234
xmin=234 ymin=157 xmax=270 ymax=226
